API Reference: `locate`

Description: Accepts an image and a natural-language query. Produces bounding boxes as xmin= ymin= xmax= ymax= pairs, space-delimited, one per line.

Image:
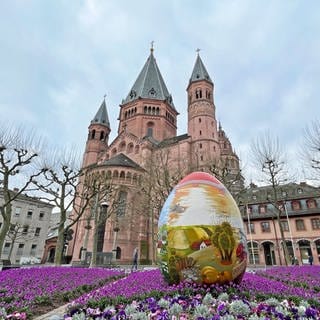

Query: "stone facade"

xmin=239 ymin=182 xmax=320 ymax=266
xmin=0 ymin=189 xmax=54 ymax=264
xmin=68 ymin=50 xmax=242 ymax=264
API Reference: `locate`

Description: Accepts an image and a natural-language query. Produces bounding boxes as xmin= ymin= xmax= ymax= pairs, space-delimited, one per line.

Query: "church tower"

xmin=82 ymin=98 xmax=110 ymax=167
xmin=187 ymin=52 xmax=220 ymax=166
xmin=118 ymin=47 xmax=178 ymax=142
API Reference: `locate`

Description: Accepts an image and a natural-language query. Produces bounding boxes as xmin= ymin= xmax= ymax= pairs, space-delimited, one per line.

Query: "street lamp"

xmin=112 ymin=215 xmax=120 ymax=262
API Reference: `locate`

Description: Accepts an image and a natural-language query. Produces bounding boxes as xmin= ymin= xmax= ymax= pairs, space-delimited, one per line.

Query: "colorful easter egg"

xmin=157 ymin=172 xmax=247 ymax=285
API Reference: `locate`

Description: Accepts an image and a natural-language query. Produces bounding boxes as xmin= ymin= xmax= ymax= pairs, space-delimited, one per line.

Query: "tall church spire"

xmin=189 ymin=53 xmax=213 ymax=85
xmin=91 ymin=97 xmax=110 ymax=128
xmin=122 ymin=49 xmax=175 ymax=110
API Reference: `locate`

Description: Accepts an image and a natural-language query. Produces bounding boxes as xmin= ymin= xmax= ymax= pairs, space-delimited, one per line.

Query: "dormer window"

xmin=129 ymin=90 xmax=136 ymax=99
xmin=149 ymin=88 xmax=156 ymax=97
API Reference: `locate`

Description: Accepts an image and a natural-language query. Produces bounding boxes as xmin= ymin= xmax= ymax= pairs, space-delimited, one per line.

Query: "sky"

xmin=0 ymin=1 xmax=319 ymax=186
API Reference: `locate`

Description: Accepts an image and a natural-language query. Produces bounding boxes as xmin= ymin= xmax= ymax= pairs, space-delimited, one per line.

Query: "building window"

xmin=261 ymin=222 xmax=270 ymax=232
xmin=247 ymin=242 xmax=260 ymax=264
xmin=282 ymin=191 xmax=287 ymax=197
xmin=30 ymin=244 xmax=37 ymax=256
xmin=22 ymin=225 xmax=29 ymax=235
xmin=295 ymin=219 xmax=305 ymax=231
xmin=3 ymin=242 xmax=11 ymax=254
xmin=35 ymin=228 xmax=41 ymax=236
xmin=297 ymin=188 xmax=303 ymax=194
xmin=200 ymin=155 xmax=203 ymax=161
xmin=39 ymin=212 xmax=45 ymax=220
xmin=247 ymin=222 xmax=255 ymax=234
xmin=27 ymin=211 xmax=33 ymax=219
xmin=307 ymin=199 xmax=317 ymax=209
xmin=15 ymin=207 xmax=21 ymax=216
xmin=311 ymin=218 xmax=320 ymax=230
xmin=17 ymin=243 xmax=24 ymax=255
xmin=199 ymin=118 xmax=201 ymax=123
xmin=252 ymin=195 xmax=257 ymax=200
xmin=259 ymin=205 xmax=266 ymax=214
xmin=199 ymin=143 xmax=202 ymax=149
xmin=199 ymin=130 xmax=202 ymax=136
xmin=292 ymin=201 xmax=301 ymax=211
xmin=117 ymin=191 xmax=127 ymax=216
xmin=280 ymin=220 xmax=289 ymax=232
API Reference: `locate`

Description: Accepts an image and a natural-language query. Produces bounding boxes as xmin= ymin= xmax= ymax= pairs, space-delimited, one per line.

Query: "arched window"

xmin=156 ymin=107 xmax=160 ymax=115
xmin=113 ymin=170 xmax=119 ymax=178
xmin=126 ymin=172 xmax=132 ymax=182
xmin=146 ymin=121 xmax=154 ymax=137
xmin=144 ymin=106 xmax=148 ymax=114
xmin=199 ymin=118 xmax=201 ymax=123
xmin=100 ymin=131 xmax=104 ymax=140
xmin=91 ymin=129 xmax=96 ymax=139
xmin=135 ymin=145 xmax=140 ymax=154
xmin=199 ymin=143 xmax=202 ymax=149
xmin=125 ymin=111 xmax=128 ymax=119
xmin=127 ymin=143 xmax=134 ymax=153
xmin=119 ymin=142 xmax=126 ymax=152
xmin=133 ymin=173 xmax=137 ymax=183
xmin=148 ymin=106 xmax=151 ymax=114
xmin=112 ymin=148 xmax=117 ymax=155
xmin=117 ymin=191 xmax=127 ymax=216
xmin=152 ymin=107 xmax=156 ymax=114
xmin=120 ymin=171 xmax=125 ymax=179
xmin=107 ymin=170 xmax=112 ymax=178
xmin=199 ymin=130 xmax=202 ymax=136
xmin=247 ymin=242 xmax=260 ymax=264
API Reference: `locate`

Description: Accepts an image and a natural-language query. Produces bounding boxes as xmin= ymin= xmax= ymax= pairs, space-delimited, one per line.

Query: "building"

xmin=238 ymin=182 xmax=320 ymax=266
xmin=68 ymin=48 xmax=242 ymax=264
xmin=0 ymin=189 xmax=54 ymax=264
xmin=41 ymin=210 xmax=72 ymax=264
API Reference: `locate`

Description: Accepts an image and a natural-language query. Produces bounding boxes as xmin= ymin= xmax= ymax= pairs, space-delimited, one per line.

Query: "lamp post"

xmin=112 ymin=216 xmax=120 ymax=262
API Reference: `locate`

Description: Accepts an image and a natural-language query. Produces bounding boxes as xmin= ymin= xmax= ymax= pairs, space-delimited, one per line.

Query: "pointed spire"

xmin=123 ymin=49 xmax=175 ymax=110
xmin=91 ymin=96 xmax=110 ymax=127
xmin=189 ymin=52 xmax=213 ymax=84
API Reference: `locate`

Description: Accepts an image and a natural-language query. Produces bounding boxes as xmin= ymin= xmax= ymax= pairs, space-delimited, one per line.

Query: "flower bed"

xmin=0 ymin=267 xmax=124 ymax=316
xmin=65 ymin=266 xmax=320 ymax=319
xmin=1 ymin=266 xmax=320 ymax=319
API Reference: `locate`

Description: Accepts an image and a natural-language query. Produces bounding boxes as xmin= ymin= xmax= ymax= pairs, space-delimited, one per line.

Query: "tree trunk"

xmin=90 ymin=195 xmax=99 ymax=268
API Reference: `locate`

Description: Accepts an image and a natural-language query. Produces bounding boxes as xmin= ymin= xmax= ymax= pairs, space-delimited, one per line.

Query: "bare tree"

xmin=303 ymin=120 xmax=320 ymax=180
xmin=251 ymin=132 xmax=291 ymax=265
xmin=206 ymin=156 xmax=244 ymax=197
xmin=33 ymin=149 xmax=111 ymax=265
xmin=0 ymin=125 xmax=45 ymax=258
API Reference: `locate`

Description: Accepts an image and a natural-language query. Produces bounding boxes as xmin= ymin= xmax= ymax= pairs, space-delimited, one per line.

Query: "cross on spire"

xmin=150 ymin=41 xmax=154 ymax=53
xmin=196 ymin=48 xmax=201 ymax=55
xmin=103 ymin=94 xmax=107 ymax=100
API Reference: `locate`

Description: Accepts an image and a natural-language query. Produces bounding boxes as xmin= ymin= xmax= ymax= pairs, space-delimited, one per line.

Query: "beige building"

xmin=0 ymin=189 xmax=54 ymax=264
xmin=238 ymin=182 xmax=320 ymax=266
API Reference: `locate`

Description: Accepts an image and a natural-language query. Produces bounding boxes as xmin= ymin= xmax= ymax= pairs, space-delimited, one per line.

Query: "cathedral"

xmin=69 ymin=48 xmax=242 ymax=265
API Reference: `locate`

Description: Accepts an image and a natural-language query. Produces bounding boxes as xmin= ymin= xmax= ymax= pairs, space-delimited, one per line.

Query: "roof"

xmin=240 ymin=182 xmax=320 ymax=204
xmin=122 ymin=50 xmax=176 ymax=110
xmin=91 ymin=98 xmax=110 ymax=127
xmin=189 ymin=54 xmax=213 ymax=84
xmin=102 ymin=153 xmax=143 ymax=170
xmin=157 ymin=134 xmax=189 ymax=148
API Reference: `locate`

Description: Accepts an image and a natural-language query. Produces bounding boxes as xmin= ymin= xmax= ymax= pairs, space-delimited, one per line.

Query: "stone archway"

xmin=297 ymin=239 xmax=311 ymax=265
xmin=262 ymin=241 xmax=276 ymax=265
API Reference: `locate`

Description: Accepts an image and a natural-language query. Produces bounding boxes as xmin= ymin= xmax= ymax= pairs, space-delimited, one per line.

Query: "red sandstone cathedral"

xmin=69 ymin=48 xmax=242 ymax=265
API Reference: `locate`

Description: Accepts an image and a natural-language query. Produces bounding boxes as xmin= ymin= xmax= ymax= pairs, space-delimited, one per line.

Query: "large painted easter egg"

xmin=157 ymin=172 xmax=247 ymax=285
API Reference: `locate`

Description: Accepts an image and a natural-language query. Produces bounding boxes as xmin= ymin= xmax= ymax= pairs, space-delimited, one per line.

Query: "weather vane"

xmin=196 ymin=48 xmax=201 ymax=55
xmin=151 ymin=41 xmax=154 ymax=52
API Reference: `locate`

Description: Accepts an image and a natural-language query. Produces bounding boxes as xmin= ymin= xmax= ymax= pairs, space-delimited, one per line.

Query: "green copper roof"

xmin=189 ymin=54 xmax=212 ymax=84
xmin=123 ymin=50 xmax=175 ymax=110
xmin=91 ymin=98 xmax=110 ymax=127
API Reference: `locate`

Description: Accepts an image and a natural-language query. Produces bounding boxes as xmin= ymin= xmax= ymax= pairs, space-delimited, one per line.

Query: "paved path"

xmin=33 ymin=304 xmax=68 ymax=320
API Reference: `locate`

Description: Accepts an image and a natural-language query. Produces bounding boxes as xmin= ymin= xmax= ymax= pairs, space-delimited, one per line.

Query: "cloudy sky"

xmin=1 ymin=1 xmax=319 ymax=185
